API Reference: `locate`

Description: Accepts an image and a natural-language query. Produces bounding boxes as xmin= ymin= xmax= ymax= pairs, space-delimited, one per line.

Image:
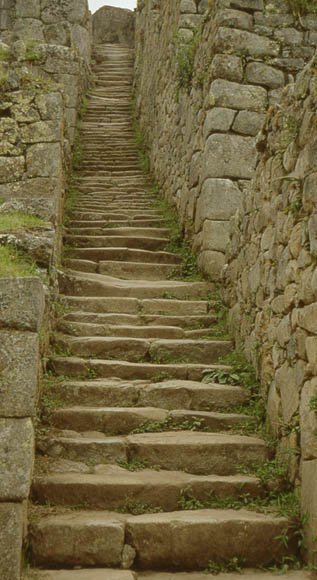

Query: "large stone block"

xmin=232 ymin=111 xmax=265 ymax=136
xmin=214 ymin=27 xmax=279 ymax=58
xmin=195 ymin=179 xmax=242 ymax=231
xmin=71 ymin=24 xmax=91 ymax=61
xmin=203 ymin=133 xmax=257 ymax=179
xmin=300 ymin=378 xmax=317 ymax=461
xmin=0 ymin=277 xmax=44 ymax=332
xmin=201 ymin=219 xmax=231 ymax=253
xmin=215 ymin=8 xmax=253 ymax=31
xmin=298 ymin=303 xmax=317 ymax=334
xmin=0 ymin=177 xmax=60 ymax=201
xmin=0 ymin=503 xmax=23 ymax=580
xmin=301 ymin=459 xmax=317 ymax=565
xmin=211 ymin=54 xmax=243 ymax=83
xmin=26 ymin=142 xmax=62 ymax=178
xmin=0 ymin=330 xmax=39 ymax=417
xmin=0 ymin=418 xmax=34 ymax=500
xmin=210 ymin=79 xmax=267 ymax=112
xmin=203 ymin=107 xmax=236 ymax=138
xmin=197 ymin=250 xmax=226 ymax=280
xmin=245 ymin=62 xmax=284 ymax=89
xmin=15 ymin=0 xmax=40 ymax=18
xmin=275 ymin=362 xmax=299 ymax=424
xmin=36 ymin=92 xmax=63 ymax=120
xmin=0 ymin=156 xmax=24 ymax=184
xmin=13 ymin=17 xmax=44 ymax=41
xmin=21 ymin=120 xmax=62 ymax=144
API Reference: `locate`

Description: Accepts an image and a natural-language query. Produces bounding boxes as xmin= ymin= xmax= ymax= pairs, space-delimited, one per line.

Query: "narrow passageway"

xmin=29 ymin=44 xmax=298 ymax=579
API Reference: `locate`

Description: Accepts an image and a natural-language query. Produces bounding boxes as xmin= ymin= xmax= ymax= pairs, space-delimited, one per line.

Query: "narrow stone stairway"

xmin=29 ymin=44 xmax=299 ymax=580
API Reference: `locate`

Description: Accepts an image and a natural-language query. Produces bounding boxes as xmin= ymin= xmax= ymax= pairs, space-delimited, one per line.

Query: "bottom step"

xmin=30 ymin=508 xmax=294 ymax=569
xmin=34 ymin=572 xmax=313 ymax=580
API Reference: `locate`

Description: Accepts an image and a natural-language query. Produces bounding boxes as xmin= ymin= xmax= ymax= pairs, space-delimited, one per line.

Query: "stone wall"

xmin=223 ymin=54 xmax=317 ymax=563
xmin=0 ymin=2 xmax=92 ymax=578
xmin=134 ymin=0 xmax=317 ymax=562
xmin=92 ymin=5 xmax=135 ymax=47
xmin=134 ymin=0 xmax=315 ymax=280
xmin=0 ymin=278 xmax=45 ymax=580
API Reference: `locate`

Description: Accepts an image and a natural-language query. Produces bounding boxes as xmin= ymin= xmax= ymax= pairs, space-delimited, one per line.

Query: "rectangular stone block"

xmin=215 ymin=26 xmax=279 ymax=58
xmin=0 ymin=277 xmax=45 ymax=332
xmin=300 ymin=378 xmax=317 ymax=460
xmin=0 ymin=418 xmax=34 ymax=500
xmin=26 ymin=142 xmax=62 ymax=178
xmin=301 ymin=459 xmax=317 ymax=565
xmin=0 ymin=330 xmax=39 ymax=417
xmin=0 ymin=156 xmax=25 ymax=184
xmin=210 ymin=79 xmax=267 ymax=112
xmin=0 ymin=503 xmax=23 ymax=580
xmin=21 ymin=120 xmax=62 ymax=144
xmin=203 ymin=134 xmax=257 ymax=180
xmin=195 ymin=179 xmax=242 ymax=232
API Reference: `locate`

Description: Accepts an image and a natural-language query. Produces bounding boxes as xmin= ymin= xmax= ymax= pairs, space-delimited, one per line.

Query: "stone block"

xmin=197 ymin=250 xmax=226 ymax=280
xmin=35 ymin=92 xmax=63 ymax=120
xmin=203 ymin=133 xmax=257 ymax=179
xmin=15 ymin=0 xmax=40 ymax=18
xmin=301 ymin=459 xmax=317 ymax=565
xmin=45 ymin=21 xmax=72 ymax=47
xmin=275 ymin=27 xmax=304 ymax=46
xmin=215 ymin=8 xmax=253 ymax=31
xmin=0 ymin=156 xmax=24 ymax=184
xmin=210 ymin=79 xmax=267 ymax=112
xmin=13 ymin=17 xmax=44 ymax=41
xmin=306 ymin=338 xmax=317 ymax=375
xmin=308 ymin=215 xmax=317 ymax=257
xmin=57 ymin=74 xmax=79 ymax=108
xmin=0 ymin=330 xmax=39 ymax=417
xmin=211 ymin=54 xmax=243 ymax=83
xmin=0 ymin=418 xmax=34 ymax=499
xmin=26 ymin=142 xmax=62 ymax=178
xmin=214 ymin=27 xmax=279 ymax=59
xmin=232 ymin=111 xmax=265 ymax=136
xmin=203 ymin=107 xmax=235 ymax=138
xmin=0 ymin=503 xmax=23 ymax=580
xmin=0 ymin=277 xmax=44 ymax=332
xmin=195 ymin=179 xmax=242 ymax=232
xmin=179 ymin=14 xmax=201 ymax=29
xmin=180 ymin=0 xmax=197 ymax=13
xmin=71 ymin=24 xmax=91 ymax=61
xmin=21 ymin=120 xmax=62 ymax=144
xmin=201 ymin=219 xmax=230 ymax=253
xmin=298 ymin=303 xmax=317 ymax=334
xmin=0 ymin=177 xmax=60 ymax=202
xmin=245 ymin=62 xmax=284 ymax=89
xmin=276 ymin=362 xmax=299 ymax=424
xmin=221 ymin=0 xmax=263 ymax=9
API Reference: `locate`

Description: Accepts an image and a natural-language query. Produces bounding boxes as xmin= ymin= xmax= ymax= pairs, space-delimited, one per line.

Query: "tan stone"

xmin=301 ymin=459 xmax=317 ymax=565
xmin=275 ymin=362 xmax=299 ymax=423
xmin=0 ymin=277 xmax=44 ymax=332
xmin=300 ymin=378 xmax=317 ymax=460
xmin=41 ymin=571 xmax=136 ymax=580
xmin=0 ymin=503 xmax=23 ymax=580
xmin=0 ymin=418 xmax=34 ymax=500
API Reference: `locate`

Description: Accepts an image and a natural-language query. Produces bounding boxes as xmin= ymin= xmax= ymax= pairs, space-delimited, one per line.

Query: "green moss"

xmin=0 ymin=245 xmax=39 ymax=278
xmin=0 ymin=212 xmax=48 ymax=232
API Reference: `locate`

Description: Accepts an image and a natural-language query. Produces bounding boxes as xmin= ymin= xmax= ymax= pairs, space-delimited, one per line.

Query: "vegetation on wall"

xmin=176 ymin=28 xmax=200 ymax=93
xmin=287 ymin=0 xmax=317 ymax=16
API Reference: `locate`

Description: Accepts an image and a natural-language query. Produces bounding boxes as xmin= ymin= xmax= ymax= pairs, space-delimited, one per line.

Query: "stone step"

xmin=30 ymin=508 xmax=292 ymax=569
xmin=58 ymin=321 xmax=186 ymax=339
xmin=46 ymin=378 xmax=248 ymax=410
xmin=64 ymin=248 xmax=181 ymax=265
xmin=98 ymin=261 xmax=181 ymax=280
xmin=63 ymin=311 xmax=217 ymax=328
xmin=32 ymin=571 xmax=136 ymax=580
xmin=39 ymin=431 xmax=267 ymax=475
xmin=63 ymin=235 xmax=169 ymax=251
xmin=60 ymin=296 xmax=212 ymax=315
xmin=49 ymin=355 xmax=231 ymax=382
xmin=58 ymin=272 xmax=213 ymax=300
xmin=54 ymin=336 xmax=232 ymax=364
xmin=32 ymin=467 xmax=261 ymax=511
xmin=50 ymin=406 xmax=251 ymax=435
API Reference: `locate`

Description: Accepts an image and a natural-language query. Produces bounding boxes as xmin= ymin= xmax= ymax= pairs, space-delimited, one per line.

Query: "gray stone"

xmin=0 ymin=330 xmax=39 ymax=417
xmin=203 ymin=133 xmax=257 ymax=179
xmin=214 ymin=27 xmax=279 ymax=58
xmin=201 ymin=219 xmax=231 ymax=253
xmin=276 ymin=362 xmax=299 ymax=424
xmin=232 ymin=111 xmax=265 ymax=136
xmin=15 ymin=0 xmax=40 ymax=18
xmin=303 ymin=172 xmax=317 ymax=213
xmin=195 ymin=179 xmax=242 ymax=231
xmin=308 ymin=215 xmax=317 ymax=257
xmin=26 ymin=142 xmax=62 ymax=178
xmin=203 ymin=107 xmax=236 ymax=138
xmin=71 ymin=24 xmax=91 ymax=61
xmin=45 ymin=21 xmax=71 ymax=47
xmin=0 ymin=277 xmax=44 ymax=332
xmin=0 ymin=177 xmax=60 ymax=204
xmin=180 ymin=0 xmax=197 ymax=13
xmin=21 ymin=120 xmax=62 ymax=143
xmin=245 ymin=62 xmax=285 ymax=89
xmin=197 ymin=250 xmax=226 ymax=280
xmin=0 ymin=503 xmax=23 ymax=580
xmin=275 ymin=27 xmax=304 ymax=46
xmin=179 ymin=14 xmax=201 ymax=29
xmin=35 ymin=92 xmax=63 ymax=120
xmin=302 ymin=460 xmax=317 ymax=565
xmin=215 ymin=8 xmax=253 ymax=31
xmin=210 ymin=79 xmax=267 ymax=112
xmin=13 ymin=18 xmax=44 ymax=41
xmin=57 ymin=73 xmax=79 ymax=108
xmin=211 ymin=54 xmax=243 ymax=83
xmin=0 ymin=418 xmax=34 ymax=499
xmin=221 ymin=0 xmax=263 ymax=9
xmin=0 ymin=156 xmax=24 ymax=183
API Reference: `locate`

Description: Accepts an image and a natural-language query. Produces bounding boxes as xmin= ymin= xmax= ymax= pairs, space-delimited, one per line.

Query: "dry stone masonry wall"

xmin=134 ymin=0 xmax=317 ymax=561
xmin=134 ymin=0 xmax=315 ymax=280
xmin=0 ymin=2 xmax=92 ymax=578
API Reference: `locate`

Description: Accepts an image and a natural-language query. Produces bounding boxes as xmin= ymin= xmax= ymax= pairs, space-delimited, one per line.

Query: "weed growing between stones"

xmin=287 ymin=0 xmax=317 ymax=17
xmin=117 ymin=458 xmax=149 ymax=471
xmin=130 ymin=415 xmax=205 ymax=435
xmin=115 ymin=498 xmax=163 ymax=515
xmin=176 ymin=28 xmax=200 ymax=94
xmin=0 ymin=245 xmax=39 ymax=277
xmin=0 ymin=212 xmax=48 ymax=232
xmin=204 ymin=557 xmax=243 ymax=575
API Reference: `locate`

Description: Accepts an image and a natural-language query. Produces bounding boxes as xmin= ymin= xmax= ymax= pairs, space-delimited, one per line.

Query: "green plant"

xmin=204 ymin=557 xmax=243 ymax=575
xmin=176 ymin=28 xmax=200 ymax=93
xmin=115 ymin=498 xmax=163 ymax=515
xmin=0 ymin=245 xmax=39 ymax=278
xmin=25 ymin=40 xmax=41 ymax=62
xmin=287 ymin=0 xmax=317 ymax=17
xmin=117 ymin=458 xmax=149 ymax=471
xmin=309 ymin=395 xmax=317 ymax=411
xmin=0 ymin=68 xmax=8 ymax=87
xmin=0 ymin=212 xmax=48 ymax=232
xmin=0 ymin=48 xmax=10 ymax=61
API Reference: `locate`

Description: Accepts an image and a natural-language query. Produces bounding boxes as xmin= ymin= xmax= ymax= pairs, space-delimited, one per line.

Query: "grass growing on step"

xmin=0 ymin=245 xmax=40 ymax=277
xmin=0 ymin=212 xmax=48 ymax=232
xmin=115 ymin=498 xmax=163 ymax=515
xmin=117 ymin=458 xmax=149 ymax=471
xmin=130 ymin=415 xmax=205 ymax=434
xmin=204 ymin=557 xmax=243 ymax=575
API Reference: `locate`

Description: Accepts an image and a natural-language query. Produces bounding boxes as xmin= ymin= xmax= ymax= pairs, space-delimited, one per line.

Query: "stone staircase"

xmin=28 ymin=44 xmax=301 ymax=579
